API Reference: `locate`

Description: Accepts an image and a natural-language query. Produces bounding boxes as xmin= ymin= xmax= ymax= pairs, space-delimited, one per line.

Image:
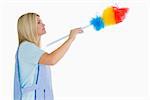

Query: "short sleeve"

xmin=19 ymin=41 xmax=45 ymax=65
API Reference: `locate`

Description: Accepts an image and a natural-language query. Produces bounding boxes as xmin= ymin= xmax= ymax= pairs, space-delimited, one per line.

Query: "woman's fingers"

xmin=69 ymin=27 xmax=83 ymax=40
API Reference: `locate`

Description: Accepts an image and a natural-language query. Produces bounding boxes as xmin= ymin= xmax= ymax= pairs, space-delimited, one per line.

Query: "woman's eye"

xmin=38 ymin=21 xmax=41 ymax=24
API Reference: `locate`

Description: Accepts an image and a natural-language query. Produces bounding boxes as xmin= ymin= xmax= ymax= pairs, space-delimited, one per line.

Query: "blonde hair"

xmin=17 ymin=13 xmax=40 ymax=47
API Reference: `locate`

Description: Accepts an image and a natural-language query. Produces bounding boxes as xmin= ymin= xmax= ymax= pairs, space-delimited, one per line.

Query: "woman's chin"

xmin=39 ymin=32 xmax=46 ymax=36
xmin=42 ymin=31 xmax=46 ymax=34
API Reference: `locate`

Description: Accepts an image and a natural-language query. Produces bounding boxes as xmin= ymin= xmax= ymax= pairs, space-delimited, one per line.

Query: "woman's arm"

xmin=39 ymin=28 xmax=83 ymax=65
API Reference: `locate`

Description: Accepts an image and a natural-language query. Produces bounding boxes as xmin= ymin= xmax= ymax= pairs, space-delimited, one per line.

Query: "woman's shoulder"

xmin=19 ymin=41 xmax=38 ymax=51
xmin=18 ymin=41 xmax=45 ymax=64
xmin=20 ymin=41 xmax=35 ymax=46
xmin=20 ymin=41 xmax=36 ymax=48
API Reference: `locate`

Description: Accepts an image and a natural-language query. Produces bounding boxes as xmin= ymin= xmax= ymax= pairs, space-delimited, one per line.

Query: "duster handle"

xmin=46 ymin=25 xmax=90 ymax=46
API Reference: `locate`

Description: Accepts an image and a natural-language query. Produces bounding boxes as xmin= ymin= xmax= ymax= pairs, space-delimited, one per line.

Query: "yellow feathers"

xmin=102 ymin=6 xmax=116 ymax=26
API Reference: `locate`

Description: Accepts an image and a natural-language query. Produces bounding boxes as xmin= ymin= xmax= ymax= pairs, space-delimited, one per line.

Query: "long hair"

xmin=17 ymin=13 xmax=40 ymax=47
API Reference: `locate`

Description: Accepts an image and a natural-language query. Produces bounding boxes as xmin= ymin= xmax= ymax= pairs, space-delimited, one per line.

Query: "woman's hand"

xmin=69 ymin=28 xmax=83 ymax=41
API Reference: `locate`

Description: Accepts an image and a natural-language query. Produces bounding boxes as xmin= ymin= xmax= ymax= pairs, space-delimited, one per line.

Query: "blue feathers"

xmin=90 ymin=16 xmax=105 ymax=31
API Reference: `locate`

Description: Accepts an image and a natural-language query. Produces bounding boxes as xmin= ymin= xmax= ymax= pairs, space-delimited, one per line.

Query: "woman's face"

xmin=36 ymin=16 xmax=46 ymax=36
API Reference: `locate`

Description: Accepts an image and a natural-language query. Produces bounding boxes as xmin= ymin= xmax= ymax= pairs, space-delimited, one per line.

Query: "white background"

xmin=0 ymin=0 xmax=149 ymax=100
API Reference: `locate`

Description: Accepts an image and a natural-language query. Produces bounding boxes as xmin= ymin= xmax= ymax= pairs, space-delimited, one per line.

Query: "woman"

xmin=14 ymin=13 xmax=83 ymax=100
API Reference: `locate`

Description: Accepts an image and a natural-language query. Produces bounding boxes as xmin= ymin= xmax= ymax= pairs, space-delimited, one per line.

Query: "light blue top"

xmin=18 ymin=41 xmax=45 ymax=100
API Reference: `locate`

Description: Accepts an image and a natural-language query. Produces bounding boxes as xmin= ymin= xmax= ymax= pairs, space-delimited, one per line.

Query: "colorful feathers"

xmin=90 ymin=6 xmax=128 ymax=31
